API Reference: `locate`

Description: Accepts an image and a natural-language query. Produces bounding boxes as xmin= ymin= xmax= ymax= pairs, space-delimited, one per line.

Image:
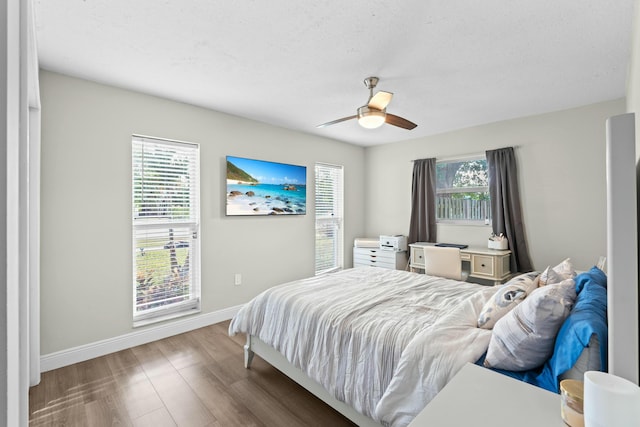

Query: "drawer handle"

xmin=481 ymin=263 xmax=486 ymax=267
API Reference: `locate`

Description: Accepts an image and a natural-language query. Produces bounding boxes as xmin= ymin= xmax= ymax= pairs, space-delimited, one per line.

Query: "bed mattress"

xmin=229 ymin=268 xmax=498 ymax=427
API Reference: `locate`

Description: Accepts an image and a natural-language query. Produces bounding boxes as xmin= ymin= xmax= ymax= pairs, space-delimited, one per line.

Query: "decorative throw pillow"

xmin=484 ymin=278 xmax=577 ymax=371
xmin=539 ymin=258 xmax=576 ymax=286
xmin=477 ymin=272 xmax=539 ymax=329
xmin=538 ymin=266 xmax=563 ymax=287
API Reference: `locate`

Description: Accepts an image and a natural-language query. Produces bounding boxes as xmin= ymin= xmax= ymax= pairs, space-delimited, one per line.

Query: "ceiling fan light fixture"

xmin=317 ymin=77 xmax=416 ymax=130
xmin=357 ymin=106 xmax=386 ymax=129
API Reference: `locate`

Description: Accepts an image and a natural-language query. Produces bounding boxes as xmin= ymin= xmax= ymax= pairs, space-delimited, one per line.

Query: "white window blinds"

xmin=315 ymin=163 xmax=343 ymax=275
xmin=132 ymin=136 xmax=200 ymax=323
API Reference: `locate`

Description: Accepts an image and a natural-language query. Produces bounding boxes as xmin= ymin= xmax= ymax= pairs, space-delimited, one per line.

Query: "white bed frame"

xmin=244 ymin=335 xmax=383 ymax=427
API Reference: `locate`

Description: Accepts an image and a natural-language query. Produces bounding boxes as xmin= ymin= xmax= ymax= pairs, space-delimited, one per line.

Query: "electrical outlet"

xmin=234 ymin=273 xmax=242 ymax=286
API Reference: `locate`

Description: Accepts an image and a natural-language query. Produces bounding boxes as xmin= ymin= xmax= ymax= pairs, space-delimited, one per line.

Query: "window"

xmin=436 ymin=156 xmax=490 ymax=223
xmin=315 ymin=163 xmax=343 ymax=275
xmin=132 ymin=135 xmax=200 ymax=325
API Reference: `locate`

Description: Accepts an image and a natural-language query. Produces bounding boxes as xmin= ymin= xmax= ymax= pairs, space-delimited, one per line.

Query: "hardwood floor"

xmin=29 ymin=320 xmax=357 ymax=426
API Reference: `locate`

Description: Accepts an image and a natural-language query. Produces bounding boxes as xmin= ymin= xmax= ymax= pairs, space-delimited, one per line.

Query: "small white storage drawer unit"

xmin=353 ymin=247 xmax=406 ymax=270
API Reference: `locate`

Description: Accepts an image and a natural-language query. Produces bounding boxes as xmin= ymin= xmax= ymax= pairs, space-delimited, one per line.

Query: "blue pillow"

xmin=575 ymin=266 xmax=607 ymax=293
xmin=533 ymin=266 xmax=607 ymax=392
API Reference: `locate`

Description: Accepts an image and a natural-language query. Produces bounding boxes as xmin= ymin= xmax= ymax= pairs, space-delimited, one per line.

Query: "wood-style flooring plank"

xmin=131 ymin=407 xmax=177 ymax=427
xmin=192 ymin=325 xmax=248 ymax=363
xmin=229 ymin=378 xmax=309 ymax=427
xmin=105 ymin=348 xmax=143 ymax=376
xmin=179 ymin=365 xmax=265 ymax=427
xmin=30 ymin=400 xmax=87 ymax=427
xmin=129 ymin=341 xmax=176 ymax=379
xmin=282 ymin=387 xmax=359 ymax=427
xmin=84 ymin=394 xmax=132 ymax=427
xmin=116 ymin=377 xmax=165 ymax=420
xmin=147 ymin=370 xmax=215 ymax=427
xmin=30 ymin=320 xmax=358 ymax=427
xmin=155 ymin=332 xmax=211 ymax=371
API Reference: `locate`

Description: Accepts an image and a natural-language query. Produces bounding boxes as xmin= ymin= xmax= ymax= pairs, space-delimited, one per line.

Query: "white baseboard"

xmin=40 ymin=305 xmax=242 ymax=372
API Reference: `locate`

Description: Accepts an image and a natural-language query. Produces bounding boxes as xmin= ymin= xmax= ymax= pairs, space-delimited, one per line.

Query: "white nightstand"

xmin=408 ymin=363 xmax=564 ymax=427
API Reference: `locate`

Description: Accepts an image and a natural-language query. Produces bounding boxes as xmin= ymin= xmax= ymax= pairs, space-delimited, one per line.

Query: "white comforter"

xmin=229 ymin=268 xmax=498 ymax=427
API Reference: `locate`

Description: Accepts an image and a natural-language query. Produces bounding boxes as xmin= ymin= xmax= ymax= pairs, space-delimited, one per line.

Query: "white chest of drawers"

xmin=353 ymin=247 xmax=406 ymax=270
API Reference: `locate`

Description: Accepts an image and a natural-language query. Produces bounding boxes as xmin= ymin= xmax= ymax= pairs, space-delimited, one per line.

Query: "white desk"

xmin=409 ymin=242 xmax=511 ymax=285
xmin=409 ymin=363 xmax=564 ymax=427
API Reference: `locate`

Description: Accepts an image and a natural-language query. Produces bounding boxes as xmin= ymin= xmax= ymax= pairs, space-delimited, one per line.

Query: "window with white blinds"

xmin=132 ymin=135 xmax=200 ymax=324
xmin=315 ymin=163 xmax=343 ymax=275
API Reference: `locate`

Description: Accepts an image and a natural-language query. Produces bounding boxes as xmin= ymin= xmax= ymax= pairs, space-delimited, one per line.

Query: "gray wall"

xmin=364 ymin=99 xmax=626 ymax=272
xmin=39 ymin=70 xmax=365 ymax=355
xmin=39 ymin=70 xmax=627 ymax=357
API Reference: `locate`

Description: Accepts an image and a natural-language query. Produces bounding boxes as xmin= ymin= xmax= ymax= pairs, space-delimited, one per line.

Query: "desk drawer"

xmin=471 ymin=255 xmax=495 ymax=277
xmin=410 ymin=246 xmax=426 ymax=268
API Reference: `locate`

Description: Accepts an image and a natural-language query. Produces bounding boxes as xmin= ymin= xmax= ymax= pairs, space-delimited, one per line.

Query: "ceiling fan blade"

xmin=368 ymin=91 xmax=393 ymax=110
xmin=386 ymin=113 xmax=418 ymax=130
xmin=316 ymin=115 xmax=357 ymax=128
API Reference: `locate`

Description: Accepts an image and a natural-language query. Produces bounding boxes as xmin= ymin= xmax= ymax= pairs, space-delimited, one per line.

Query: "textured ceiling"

xmin=34 ymin=0 xmax=636 ymax=146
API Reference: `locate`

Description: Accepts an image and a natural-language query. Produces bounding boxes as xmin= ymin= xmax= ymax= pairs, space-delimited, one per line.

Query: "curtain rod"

xmin=410 ymin=146 xmax=518 ymax=163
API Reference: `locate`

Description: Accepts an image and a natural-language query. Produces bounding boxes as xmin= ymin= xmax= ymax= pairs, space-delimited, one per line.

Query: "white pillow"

xmin=477 ymin=272 xmax=538 ymax=329
xmin=484 ymin=278 xmax=577 ymax=371
xmin=539 ymin=258 xmax=576 ymax=286
xmin=538 ymin=266 xmax=562 ymax=286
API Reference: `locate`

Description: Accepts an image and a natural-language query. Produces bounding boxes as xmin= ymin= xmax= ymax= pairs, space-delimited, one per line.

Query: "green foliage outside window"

xmin=436 ymin=158 xmax=490 ymax=221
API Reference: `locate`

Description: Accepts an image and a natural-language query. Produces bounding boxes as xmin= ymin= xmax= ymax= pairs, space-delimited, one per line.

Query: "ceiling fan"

xmin=317 ymin=77 xmax=417 ymax=130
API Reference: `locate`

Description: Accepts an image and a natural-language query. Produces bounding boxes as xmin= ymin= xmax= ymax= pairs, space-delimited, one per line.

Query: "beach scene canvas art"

xmin=226 ymin=156 xmax=307 ymax=216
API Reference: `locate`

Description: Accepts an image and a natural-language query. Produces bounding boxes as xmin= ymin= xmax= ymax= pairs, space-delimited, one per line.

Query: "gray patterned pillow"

xmin=484 ymin=278 xmax=577 ymax=371
xmin=477 ymin=272 xmax=539 ymax=329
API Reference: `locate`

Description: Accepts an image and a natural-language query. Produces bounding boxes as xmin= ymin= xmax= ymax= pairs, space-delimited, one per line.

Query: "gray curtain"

xmin=486 ymin=147 xmax=533 ymax=273
xmin=408 ymin=158 xmax=437 ymax=244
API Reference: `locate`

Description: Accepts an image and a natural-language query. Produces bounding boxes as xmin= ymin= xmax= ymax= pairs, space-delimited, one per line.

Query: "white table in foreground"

xmin=408 ymin=363 xmax=565 ymax=427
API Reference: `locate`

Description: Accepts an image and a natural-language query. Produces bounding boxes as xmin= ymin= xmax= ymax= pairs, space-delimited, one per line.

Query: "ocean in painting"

xmin=226 ymin=156 xmax=307 ymax=215
xmin=227 ymin=182 xmax=307 ymax=215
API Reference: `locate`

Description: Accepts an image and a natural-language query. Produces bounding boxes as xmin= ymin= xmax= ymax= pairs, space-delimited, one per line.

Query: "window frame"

xmin=435 ymin=154 xmax=491 ymax=225
xmin=131 ymin=135 xmax=201 ymax=326
xmin=314 ymin=162 xmax=344 ymax=275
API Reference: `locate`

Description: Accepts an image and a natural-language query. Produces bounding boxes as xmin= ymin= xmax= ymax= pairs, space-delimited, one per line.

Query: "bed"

xmin=228 ymin=264 xmax=608 ymax=427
